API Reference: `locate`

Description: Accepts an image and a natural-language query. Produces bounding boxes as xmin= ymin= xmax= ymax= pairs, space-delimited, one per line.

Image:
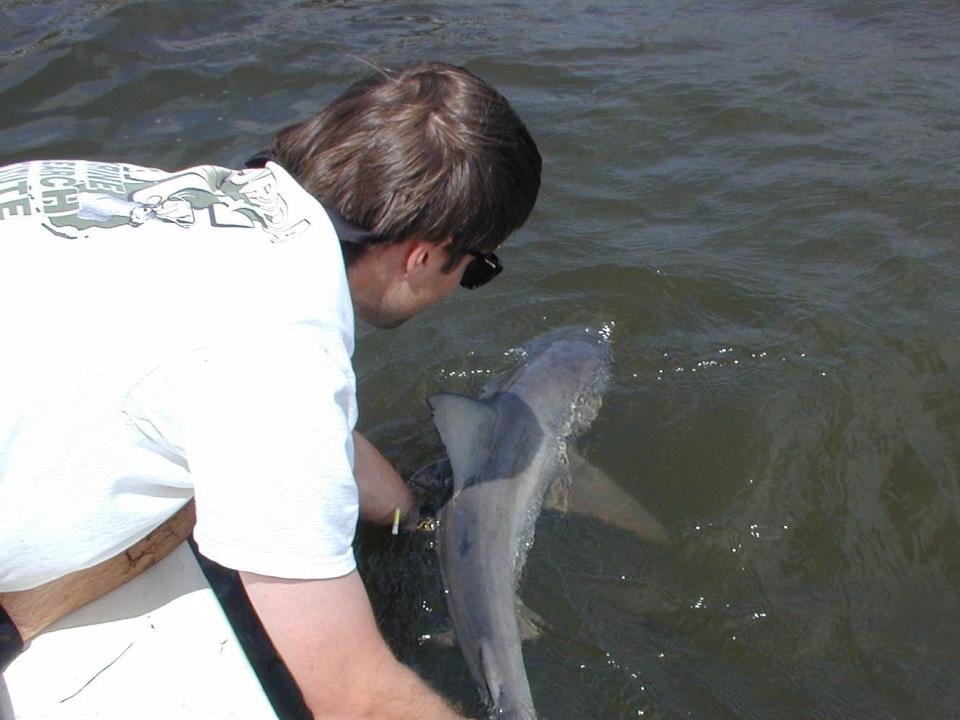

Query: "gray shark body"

xmin=428 ymin=327 xmax=616 ymax=719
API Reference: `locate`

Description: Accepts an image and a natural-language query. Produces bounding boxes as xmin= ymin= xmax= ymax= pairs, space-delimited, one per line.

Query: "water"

xmin=2 ymin=1 xmax=958 ymax=718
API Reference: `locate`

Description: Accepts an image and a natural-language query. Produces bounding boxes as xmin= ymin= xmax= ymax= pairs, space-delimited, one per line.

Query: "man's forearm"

xmin=353 ymin=431 xmax=415 ymax=526
xmin=340 ymin=650 xmax=466 ymax=720
xmin=240 ymin=571 xmax=466 ymax=720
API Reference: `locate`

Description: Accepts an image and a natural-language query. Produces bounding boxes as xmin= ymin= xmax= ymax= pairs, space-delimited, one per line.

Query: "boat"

xmin=2 ymin=542 xmax=278 ymax=720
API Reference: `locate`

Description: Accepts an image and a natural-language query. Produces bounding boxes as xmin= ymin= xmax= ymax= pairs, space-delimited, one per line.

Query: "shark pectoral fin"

xmin=427 ymin=393 xmax=497 ymax=492
xmin=515 ymin=599 xmax=547 ymax=641
xmin=562 ymin=451 xmax=671 ymax=544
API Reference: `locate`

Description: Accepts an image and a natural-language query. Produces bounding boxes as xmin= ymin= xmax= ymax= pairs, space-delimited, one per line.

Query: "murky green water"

xmin=3 ymin=1 xmax=958 ymax=718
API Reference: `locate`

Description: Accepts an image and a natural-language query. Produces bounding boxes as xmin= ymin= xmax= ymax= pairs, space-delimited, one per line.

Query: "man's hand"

xmin=241 ymin=570 xmax=466 ymax=719
xmin=353 ymin=431 xmax=417 ymax=528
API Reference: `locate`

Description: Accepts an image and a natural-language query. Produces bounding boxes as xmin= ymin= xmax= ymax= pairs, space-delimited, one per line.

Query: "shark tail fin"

xmin=427 ymin=393 xmax=497 ymax=493
xmin=547 ymin=450 xmax=671 ymax=544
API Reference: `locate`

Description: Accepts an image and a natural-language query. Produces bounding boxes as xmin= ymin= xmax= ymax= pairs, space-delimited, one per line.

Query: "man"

xmin=0 ymin=62 xmax=541 ymax=718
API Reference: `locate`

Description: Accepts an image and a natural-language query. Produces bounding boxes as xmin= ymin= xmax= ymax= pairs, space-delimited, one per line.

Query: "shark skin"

xmin=428 ymin=327 xmax=615 ymax=720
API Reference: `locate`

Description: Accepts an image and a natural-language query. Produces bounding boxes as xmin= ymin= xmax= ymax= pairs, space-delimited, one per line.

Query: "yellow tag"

xmin=391 ymin=507 xmax=401 ymax=536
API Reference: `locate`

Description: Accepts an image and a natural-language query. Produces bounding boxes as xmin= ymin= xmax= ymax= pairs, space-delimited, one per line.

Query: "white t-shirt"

xmin=0 ymin=159 xmax=360 ymax=591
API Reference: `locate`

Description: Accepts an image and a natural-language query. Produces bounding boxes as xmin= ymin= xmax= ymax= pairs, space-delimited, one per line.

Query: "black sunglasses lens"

xmin=460 ymin=252 xmax=502 ymax=289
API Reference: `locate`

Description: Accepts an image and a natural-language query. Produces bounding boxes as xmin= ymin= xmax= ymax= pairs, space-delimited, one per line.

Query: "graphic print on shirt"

xmin=0 ymin=160 xmax=310 ymax=242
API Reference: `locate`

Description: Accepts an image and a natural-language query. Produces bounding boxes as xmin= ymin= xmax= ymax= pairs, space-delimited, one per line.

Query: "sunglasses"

xmin=460 ymin=250 xmax=503 ymax=289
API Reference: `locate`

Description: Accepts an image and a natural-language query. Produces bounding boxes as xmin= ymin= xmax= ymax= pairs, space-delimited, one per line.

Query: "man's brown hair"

xmin=271 ymin=62 xmax=542 ymax=268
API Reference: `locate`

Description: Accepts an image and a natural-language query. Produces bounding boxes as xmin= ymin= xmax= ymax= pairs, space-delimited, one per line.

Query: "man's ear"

xmin=402 ymin=239 xmax=450 ymax=275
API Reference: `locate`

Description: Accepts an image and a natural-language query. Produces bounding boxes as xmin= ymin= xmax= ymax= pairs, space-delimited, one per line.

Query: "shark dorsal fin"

xmin=428 ymin=393 xmax=497 ymax=492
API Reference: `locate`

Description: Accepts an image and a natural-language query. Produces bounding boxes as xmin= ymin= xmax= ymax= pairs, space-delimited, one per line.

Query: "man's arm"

xmin=241 ymin=570 xmax=466 ymax=720
xmin=353 ymin=431 xmax=416 ymax=527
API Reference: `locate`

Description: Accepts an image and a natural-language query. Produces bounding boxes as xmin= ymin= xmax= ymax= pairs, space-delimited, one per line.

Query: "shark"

xmin=428 ymin=326 xmax=666 ymax=719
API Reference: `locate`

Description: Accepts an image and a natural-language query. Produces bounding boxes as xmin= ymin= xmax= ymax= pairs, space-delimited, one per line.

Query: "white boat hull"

xmin=1 ymin=543 xmax=276 ymax=720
